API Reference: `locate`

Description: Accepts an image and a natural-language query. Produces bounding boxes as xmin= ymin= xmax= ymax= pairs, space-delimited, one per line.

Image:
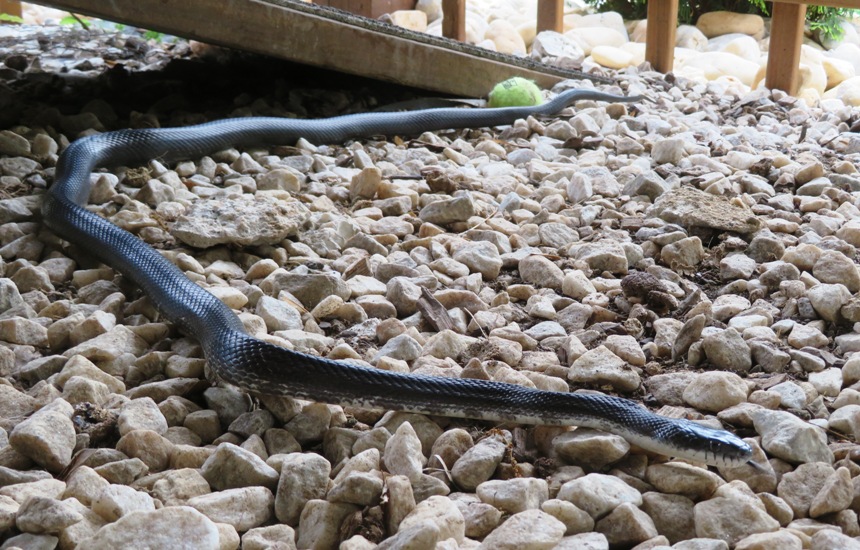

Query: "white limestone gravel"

xmin=1 ymin=14 xmax=860 ymax=550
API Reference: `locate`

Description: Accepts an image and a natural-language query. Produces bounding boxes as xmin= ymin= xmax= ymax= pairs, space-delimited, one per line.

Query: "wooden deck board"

xmin=25 ymin=0 xmax=588 ymax=97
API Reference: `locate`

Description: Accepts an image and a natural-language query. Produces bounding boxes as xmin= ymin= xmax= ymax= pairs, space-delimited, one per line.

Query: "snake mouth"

xmin=667 ymin=420 xmax=754 ymax=468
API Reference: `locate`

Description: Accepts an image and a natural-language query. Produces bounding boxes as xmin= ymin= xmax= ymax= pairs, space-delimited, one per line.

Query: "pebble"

xmin=476 ymin=477 xmax=548 ymax=514
xmin=327 ymin=471 xmax=383 ymax=506
xmin=419 ymin=195 xmax=476 ymax=225
xmin=373 ymin=334 xmax=422 ymax=363
xmin=787 ymin=323 xmax=829 ymax=349
xmin=540 ymin=498 xmax=594 ymax=536
xmin=813 ymin=251 xmax=860 ymax=292
xmin=452 ymin=241 xmax=503 ymax=279
xmin=242 ymin=525 xmax=296 ymax=550
xmin=777 ymin=462 xmax=837 ymax=520
xmin=701 ymin=328 xmax=752 ymax=372
xmin=9 ymin=399 xmax=76 ymax=473
xmin=91 ymin=485 xmax=156 ymax=521
xmin=477 ymin=509 xmax=566 ymax=550
xmin=398 ymin=495 xmax=465 ymax=543
xmin=1 ymin=533 xmax=60 ymax=550
xmin=645 ymin=462 xmax=724 ymax=501
xmin=641 ymin=492 xmax=696 ymax=543
xmin=150 ymin=468 xmax=211 ymax=506
xmin=458 ymin=498 xmax=503 ymax=539
xmin=115 ymin=429 xmax=174 ymax=472
xmin=758 ymin=493 xmax=793 ymax=527
xmin=80 ymin=506 xmax=220 ymax=549
xmin=693 ymin=493 xmax=780 ymax=547
xmin=808 ymin=466 xmax=852 ymax=517
xmin=385 ymin=475 xmax=415 ymax=534
xmin=383 ymin=422 xmax=426 ymax=480
xmin=720 ymin=254 xmax=756 ymax=280
xmin=829 ymin=404 xmax=860 ymax=438
xmin=200 ymin=442 xmax=279 ymax=490
xmin=274 ymin=452 xmax=330 ymax=526
xmin=556 ymin=474 xmax=642 ymax=520
xmin=15 ymin=496 xmax=82 ymax=534
xmin=735 ymin=530 xmax=803 ymax=550
xmin=811 ymin=530 xmax=860 ymax=549
xmin=296 ymin=500 xmax=359 ymax=549
xmin=807 ymin=283 xmax=851 ymax=322
xmin=187 ymin=487 xmax=274 ymax=531
xmin=519 ymin=255 xmax=564 ymax=290
xmin=118 ymin=397 xmax=169 ymax=436
xmin=451 ymin=434 xmax=507 ymax=491
xmin=594 ymin=502 xmax=658 ymax=547
xmin=552 ymin=428 xmax=630 ymax=469
xmin=769 ymin=381 xmax=808 ymax=409
xmin=682 ymin=371 xmax=748 ymax=412
xmin=751 ymin=409 xmax=834 ymax=464
xmin=378 ymin=521 xmax=439 ymax=549
xmin=172 ymin=195 xmax=309 ymax=247
xmin=568 ymin=345 xmax=641 ymax=392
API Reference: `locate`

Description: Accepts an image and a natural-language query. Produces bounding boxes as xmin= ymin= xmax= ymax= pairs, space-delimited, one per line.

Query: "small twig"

xmin=70 ymin=13 xmax=90 ymax=30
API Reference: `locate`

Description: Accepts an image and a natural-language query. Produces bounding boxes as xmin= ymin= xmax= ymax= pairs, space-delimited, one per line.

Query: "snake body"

xmin=43 ymin=89 xmax=753 ymax=467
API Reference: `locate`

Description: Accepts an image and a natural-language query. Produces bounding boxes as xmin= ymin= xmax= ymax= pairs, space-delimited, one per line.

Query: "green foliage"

xmin=581 ymin=0 xmax=857 ymax=41
xmin=808 ymin=6 xmax=857 ymax=40
xmin=59 ymin=13 xmax=90 ymax=29
xmin=143 ymin=29 xmax=165 ymax=42
xmin=0 ymin=13 xmax=23 ymax=23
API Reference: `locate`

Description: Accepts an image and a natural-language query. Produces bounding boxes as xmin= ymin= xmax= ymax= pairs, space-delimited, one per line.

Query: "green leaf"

xmin=143 ymin=29 xmax=164 ymax=41
xmin=0 ymin=13 xmax=23 ymax=23
xmin=59 ymin=13 xmax=90 ymax=28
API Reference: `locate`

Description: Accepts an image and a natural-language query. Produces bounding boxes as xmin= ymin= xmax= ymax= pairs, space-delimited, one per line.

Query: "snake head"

xmin=672 ymin=419 xmax=753 ymax=468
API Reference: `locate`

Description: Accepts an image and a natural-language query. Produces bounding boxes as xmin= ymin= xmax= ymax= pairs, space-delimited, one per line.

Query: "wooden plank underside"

xmin=26 ymin=0 xmax=567 ymax=97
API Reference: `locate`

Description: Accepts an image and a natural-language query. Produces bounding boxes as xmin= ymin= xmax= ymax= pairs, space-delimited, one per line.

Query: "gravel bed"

xmin=1 ymin=24 xmax=860 ymax=550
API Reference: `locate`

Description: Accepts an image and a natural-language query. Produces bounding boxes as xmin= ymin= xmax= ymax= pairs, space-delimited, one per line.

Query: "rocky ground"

xmin=1 ymin=19 xmax=860 ymax=550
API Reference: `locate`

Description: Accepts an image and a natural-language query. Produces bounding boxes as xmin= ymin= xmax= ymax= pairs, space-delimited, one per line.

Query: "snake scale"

xmin=43 ymin=88 xmax=753 ymax=467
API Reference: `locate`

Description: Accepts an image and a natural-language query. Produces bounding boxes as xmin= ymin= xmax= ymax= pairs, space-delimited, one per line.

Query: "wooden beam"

xmin=0 ymin=0 xmax=22 ymax=19
xmin=536 ymin=0 xmax=563 ymax=33
xmin=322 ymin=0 xmax=416 ymax=19
xmin=25 ymin=0 xmax=566 ymax=97
xmin=441 ymin=0 xmax=465 ymax=41
xmin=645 ymin=0 xmax=678 ymax=73
xmin=766 ymin=1 xmax=807 ymax=95
xmin=321 ymin=1 xmax=373 ymax=18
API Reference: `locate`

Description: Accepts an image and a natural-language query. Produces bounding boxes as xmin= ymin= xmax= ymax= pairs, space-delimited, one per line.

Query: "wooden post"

xmin=766 ymin=1 xmax=807 ymax=94
xmin=645 ymin=0 xmax=678 ymax=73
xmin=0 ymin=0 xmax=22 ymax=20
xmin=442 ymin=0 xmax=465 ymax=41
xmin=536 ymin=0 xmax=563 ymax=33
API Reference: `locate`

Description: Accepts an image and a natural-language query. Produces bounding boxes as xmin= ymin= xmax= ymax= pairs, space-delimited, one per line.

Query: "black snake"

xmin=43 ymin=88 xmax=753 ymax=467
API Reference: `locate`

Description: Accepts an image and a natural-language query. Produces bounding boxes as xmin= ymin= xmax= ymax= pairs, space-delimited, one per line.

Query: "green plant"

xmin=143 ymin=29 xmax=165 ymax=41
xmin=808 ymin=6 xmax=858 ymax=40
xmin=59 ymin=13 xmax=90 ymax=29
xmin=0 ymin=13 xmax=23 ymax=23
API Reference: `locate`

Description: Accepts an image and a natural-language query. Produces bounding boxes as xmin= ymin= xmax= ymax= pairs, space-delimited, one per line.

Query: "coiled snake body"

xmin=44 ymin=89 xmax=752 ymax=467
